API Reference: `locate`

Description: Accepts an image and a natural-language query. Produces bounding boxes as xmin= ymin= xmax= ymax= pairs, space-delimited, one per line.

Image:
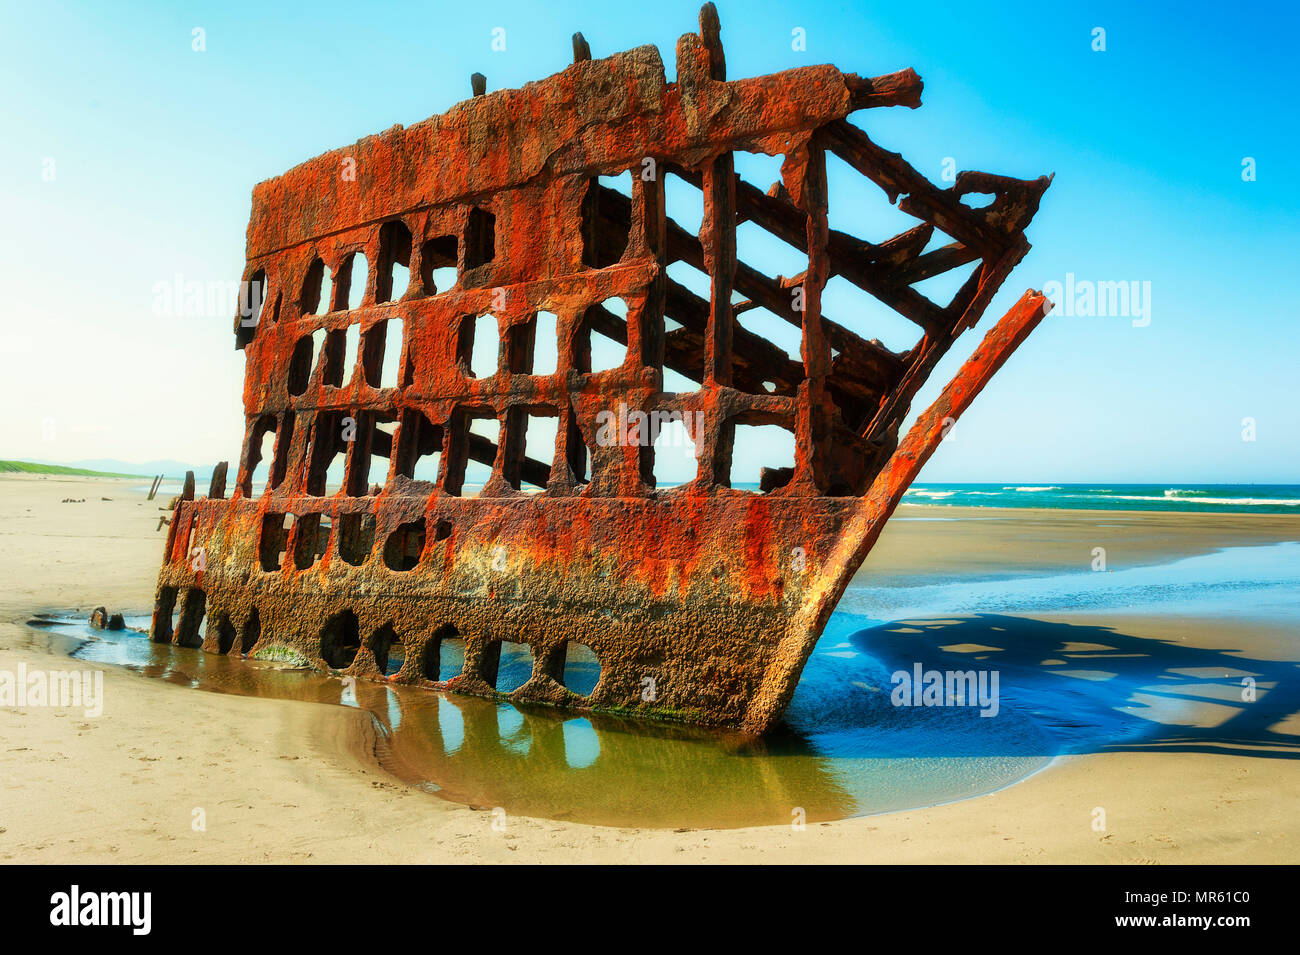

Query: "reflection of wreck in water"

xmin=371 ymin=691 xmax=858 ymax=829
xmin=39 ymin=614 xmax=1076 ymax=826
xmin=149 ymin=4 xmax=1051 ymax=732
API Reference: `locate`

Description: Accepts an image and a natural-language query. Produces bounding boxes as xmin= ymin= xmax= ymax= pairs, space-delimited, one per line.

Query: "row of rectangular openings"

xmin=460 ymin=408 xmax=583 ymax=495
xmin=485 ymin=640 xmax=602 ymax=699
xmin=460 ymin=301 xmax=628 ymax=381
xmin=376 ymin=220 xmax=492 ymax=301
xmin=288 ymin=319 xmax=405 ymax=396
xmin=273 ymin=408 xmax=515 ymax=500
xmin=302 ymin=410 xmax=396 ymax=497
xmin=295 ymin=208 xmax=496 ymax=319
xmin=645 ymin=416 xmax=795 ymax=493
xmin=655 ymin=150 xmax=985 ymax=433
xmin=257 ymin=510 xmax=431 ymax=572
xmin=368 ymin=624 xmax=463 ymax=682
xmin=161 ymin=589 xmax=261 ymax=657
xmin=244 ymin=412 xmax=295 ymax=495
xmin=172 ymin=586 xmax=206 ymax=648
xmin=327 ymin=615 xmax=500 ymax=675
xmin=301 ymin=253 xmax=367 ymax=315
xmin=581 ymin=170 xmax=633 ymax=268
xmin=374 ymin=627 xmax=604 ymax=687
xmin=438 ymin=407 xmax=578 ymax=495
xmin=287 ymin=299 xmax=624 ymax=397
xmin=273 ymin=407 xmax=785 ymax=500
xmin=205 ymin=605 xmax=597 ymax=699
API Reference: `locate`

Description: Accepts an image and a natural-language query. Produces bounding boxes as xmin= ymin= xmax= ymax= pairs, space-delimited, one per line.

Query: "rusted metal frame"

xmin=346 ymin=410 xmax=393 ymax=496
xmin=740 ymin=288 xmax=1054 ymax=732
xmin=679 ymin=161 xmax=933 ymax=284
xmin=700 ymin=152 xmax=736 ymax=388
xmin=888 ymin=241 xmax=980 ymax=288
xmin=795 ymin=138 xmax=835 ymax=490
xmin=264 ymin=320 xmax=562 ymax=499
xmin=636 ymin=163 xmax=668 ymax=375
xmin=699 ymin=2 xmax=726 ymax=80
xmin=842 ymin=68 xmax=924 ymax=111
xmin=662 ymin=278 xmax=803 ymax=395
xmin=592 ymin=195 xmax=792 ymax=391
xmin=663 ymin=277 xmax=884 ymax=430
xmin=659 ymin=201 xmax=905 ymax=387
xmin=164 ymin=3 xmax=1055 ymax=732
xmin=679 ymin=162 xmax=951 ymax=336
xmin=817 ymin=119 xmax=1006 ymax=256
xmin=730 ymin=261 xmax=909 ymax=387
xmin=468 ymin=431 xmax=550 ymax=490
xmin=858 ymin=237 xmax=1030 ymax=444
xmin=575 ymin=240 xmax=803 ymax=398
xmin=797 ymin=162 xmax=832 ymax=365
xmin=242 ymin=53 xmax=924 ymax=264
xmin=661 ymin=177 xmax=929 ymax=430
xmin=658 ymin=271 xmax=879 ymax=494
xmin=571 ymin=32 xmax=591 ymax=63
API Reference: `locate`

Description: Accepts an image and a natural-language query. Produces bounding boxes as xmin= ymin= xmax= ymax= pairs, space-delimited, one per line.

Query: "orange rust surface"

xmin=150 ymin=5 xmax=1050 ymax=733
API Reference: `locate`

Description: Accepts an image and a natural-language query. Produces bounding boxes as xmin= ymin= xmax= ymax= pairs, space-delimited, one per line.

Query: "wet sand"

xmin=1 ymin=473 xmax=1297 ymax=863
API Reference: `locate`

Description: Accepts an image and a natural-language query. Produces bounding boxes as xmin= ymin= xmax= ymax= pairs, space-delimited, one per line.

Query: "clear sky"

xmin=1 ymin=0 xmax=1296 ymax=483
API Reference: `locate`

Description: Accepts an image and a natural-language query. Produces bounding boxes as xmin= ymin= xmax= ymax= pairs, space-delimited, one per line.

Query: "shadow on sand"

xmin=834 ymin=613 xmax=1300 ymax=761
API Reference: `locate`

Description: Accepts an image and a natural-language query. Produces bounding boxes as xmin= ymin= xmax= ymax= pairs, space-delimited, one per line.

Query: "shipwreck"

xmin=150 ymin=4 xmax=1052 ymax=734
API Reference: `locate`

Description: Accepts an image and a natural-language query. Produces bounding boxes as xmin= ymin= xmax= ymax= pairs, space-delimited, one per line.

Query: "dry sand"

xmin=1 ymin=472 xmax=1297 ymax=863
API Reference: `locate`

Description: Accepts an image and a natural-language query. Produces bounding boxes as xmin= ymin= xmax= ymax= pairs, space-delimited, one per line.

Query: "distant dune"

xmin=0 ymin=459 xmax=144 ymax=479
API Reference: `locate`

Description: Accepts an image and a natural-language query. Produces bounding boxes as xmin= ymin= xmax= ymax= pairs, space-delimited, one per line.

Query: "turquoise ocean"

xmin=902 ymin=483 xmax=1300 ymax=514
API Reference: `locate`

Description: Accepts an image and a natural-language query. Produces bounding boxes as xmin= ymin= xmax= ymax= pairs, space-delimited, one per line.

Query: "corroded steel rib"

xmin=150 ymin=4 xmax=1052 ymax=734
xmin=742 ymin=289 xmax=1053 ymax=731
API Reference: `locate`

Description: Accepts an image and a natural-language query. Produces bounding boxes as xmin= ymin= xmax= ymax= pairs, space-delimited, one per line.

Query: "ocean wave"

xmin=1003 ymin=486 xmax=1061 ymax=492
xmin=1088 ymin=494 xmax=1300 ymax=506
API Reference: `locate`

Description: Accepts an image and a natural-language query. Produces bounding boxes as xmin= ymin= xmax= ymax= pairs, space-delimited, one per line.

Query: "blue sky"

xmin=1 ymin=0 xmax=1296 ymax=483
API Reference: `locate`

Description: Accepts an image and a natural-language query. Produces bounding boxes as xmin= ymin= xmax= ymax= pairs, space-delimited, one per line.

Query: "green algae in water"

xmin=251 ymin=644 xmax=313 ymax=667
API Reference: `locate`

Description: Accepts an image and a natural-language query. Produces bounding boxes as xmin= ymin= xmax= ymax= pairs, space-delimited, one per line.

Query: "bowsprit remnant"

xmin=150 ymin=4 xmax=1052 ymax=734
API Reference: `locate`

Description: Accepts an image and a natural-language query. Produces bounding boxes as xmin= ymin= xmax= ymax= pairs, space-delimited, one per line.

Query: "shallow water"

xmin=840 ymin=541 xmax=1300 ymax=621
xmin=27 ymin=597 xmax=1212 ymax=830
xmin=29 ymin=542 xmax=1297 ymax=828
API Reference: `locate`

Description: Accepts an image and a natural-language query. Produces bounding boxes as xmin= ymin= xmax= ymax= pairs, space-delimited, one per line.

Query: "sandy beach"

xmin=1 ymin=472 xmax=1297 ymax=864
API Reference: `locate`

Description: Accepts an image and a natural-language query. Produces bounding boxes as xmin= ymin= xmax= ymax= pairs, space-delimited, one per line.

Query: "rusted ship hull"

xmin=151 ymin=5 xmax=1051 ymax=733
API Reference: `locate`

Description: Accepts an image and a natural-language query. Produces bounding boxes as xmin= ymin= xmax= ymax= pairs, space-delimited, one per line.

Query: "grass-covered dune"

xmin=0 ymin=460 xmax=144 ymax=478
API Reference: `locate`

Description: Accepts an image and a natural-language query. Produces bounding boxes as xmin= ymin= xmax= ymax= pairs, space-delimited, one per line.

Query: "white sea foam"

xmin=1083 ymin=494 xmax=1300 ymax=506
